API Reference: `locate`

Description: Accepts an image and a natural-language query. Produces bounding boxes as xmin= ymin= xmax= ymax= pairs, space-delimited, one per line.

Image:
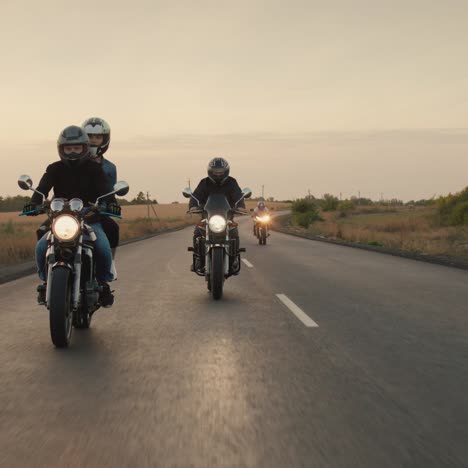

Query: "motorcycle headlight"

xmin=52 ymin=214 xmax=80 ymax=241
xmin=208 ymin=215 xmax=227 ymax=233
xmin=257 ymin=215 xmax=270 ymax=222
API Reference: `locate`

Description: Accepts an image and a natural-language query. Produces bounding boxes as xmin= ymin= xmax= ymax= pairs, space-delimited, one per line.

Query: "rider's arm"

xmin=31 ymin=164 xmax=55 ymax=205
xmin=231 ymin=179 xmax=245 ymax=209
xmin=189 ymin=179 xmax=207 ymax=209
xmin=103 ymin=159 xmax=117 ymax=187
xmin=92 ymin=163 xmax=116 ymax=205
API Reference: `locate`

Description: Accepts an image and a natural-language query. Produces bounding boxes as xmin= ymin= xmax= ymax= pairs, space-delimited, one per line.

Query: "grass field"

xmin=0 ymin=200 xmax=291 ymax=265
xmin=287 ymin=205 xmax=468 ymax=260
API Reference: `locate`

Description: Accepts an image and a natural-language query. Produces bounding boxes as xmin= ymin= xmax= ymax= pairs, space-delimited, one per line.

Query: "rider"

xmin=82 ymin=117 xmax=120 ymax=261
xmin=189 ymin=157 xmax=246 ymax=273
xmin=252 ymin=201 xmax=270 ymax=235
xmin=22 ymin=125 xmax=119 ymax=306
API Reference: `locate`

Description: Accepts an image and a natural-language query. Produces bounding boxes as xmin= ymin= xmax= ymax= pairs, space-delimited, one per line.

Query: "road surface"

xmin=1 ymin=216 xmax=468 ymax=467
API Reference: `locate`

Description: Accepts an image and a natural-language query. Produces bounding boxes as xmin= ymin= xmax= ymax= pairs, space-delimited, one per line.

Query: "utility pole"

xmin=146 ymin=191 xmax=161 ymax=226
xmin=340 ymin=192 xmax=342 ymax=201
xmin=262 ymin=185 xmax=265 ymax=199
xmin=188 ymin=179 xmax=191 ymax=190
xmin=146 ymin=191 xmax=151 ymax=219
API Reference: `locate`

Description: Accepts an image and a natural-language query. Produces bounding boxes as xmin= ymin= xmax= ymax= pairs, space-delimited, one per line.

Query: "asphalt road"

xmin=1 ymin=216 xmax=468 ymax=467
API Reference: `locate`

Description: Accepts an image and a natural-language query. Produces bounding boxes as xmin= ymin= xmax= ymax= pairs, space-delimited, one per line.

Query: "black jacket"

xmin=31 ymin=159 xmax=114 ymax=206
xmin=189 ymin=176 xmax=246 ymax=210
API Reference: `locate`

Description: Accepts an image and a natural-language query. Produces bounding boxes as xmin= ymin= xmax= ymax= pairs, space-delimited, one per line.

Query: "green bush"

xmin=449 ymin=201 xmax=468 ymax=225
xmin=291 ymin=197 xmax=319 ymax=228
xmin=436 ymin=187 xmax=468 ymax=226
xmin=292 ymin=198 xmax=316 ymax=213
xmin=294 ymin=211 xmax=319 ymax=229
xmin=321 ymin=194 xmax=339 ymax=211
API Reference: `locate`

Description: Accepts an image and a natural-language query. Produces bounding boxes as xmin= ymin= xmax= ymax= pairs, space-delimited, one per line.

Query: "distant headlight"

xmin=52 ymin=215 xmax=80 ymax=241
xmin=208 ymin=215 xmax=227 ymax=233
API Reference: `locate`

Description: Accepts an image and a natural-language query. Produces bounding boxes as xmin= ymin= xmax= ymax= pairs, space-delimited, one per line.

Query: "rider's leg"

xmin=35 ymin=233 xmax=48 ymax=304
xmin=100 ymin=216 xmax=119 ymax=259
xmin=90 ymin=223 xmax=114 ymax=306
xmin=229 ymin=227 xmax=241 ymax=274
xmin=192 ymin=225 xmax=205 ymax=271
xmin=35 ymin=233 xmax=48 ymax=282
xmin=90 ymin=223 xmax=113 ymax=283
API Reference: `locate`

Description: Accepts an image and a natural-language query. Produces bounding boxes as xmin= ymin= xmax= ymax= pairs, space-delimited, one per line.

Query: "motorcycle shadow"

xmin=194 ymin=291 xmax=246 ymax=309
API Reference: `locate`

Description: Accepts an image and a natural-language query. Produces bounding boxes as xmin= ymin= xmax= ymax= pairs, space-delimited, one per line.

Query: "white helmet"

xmin=82 ymin=117 xmax=111 ymax=158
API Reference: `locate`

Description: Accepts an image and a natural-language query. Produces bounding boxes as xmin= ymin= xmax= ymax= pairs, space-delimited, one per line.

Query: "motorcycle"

xmin=183 ymin=187 xmax=252 ymax=300
xmin=18 ymin=175 xmax=129 ymax=348
xmin=252 ymin=212 xmax=271 ymax=245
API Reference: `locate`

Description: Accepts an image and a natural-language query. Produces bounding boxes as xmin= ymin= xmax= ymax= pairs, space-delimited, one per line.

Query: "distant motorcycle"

xmin=183 ymin=187 xmax=252 ymax=300
xmin=18 ymin=175 xmax=129 ymax=348
xmin=253 ymin=213 xmax=271 ymax=245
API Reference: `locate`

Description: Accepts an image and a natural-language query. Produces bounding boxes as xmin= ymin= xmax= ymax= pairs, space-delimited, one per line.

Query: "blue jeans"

xmin=35 ymin=222 xmax=113 ymax=283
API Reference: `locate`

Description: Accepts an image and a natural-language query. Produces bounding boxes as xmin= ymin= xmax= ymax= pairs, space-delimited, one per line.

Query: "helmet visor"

xmin=62 ymin=144 xmax=86 ymax=160
xmin=212 ymin=169 xmax=226 ymax=177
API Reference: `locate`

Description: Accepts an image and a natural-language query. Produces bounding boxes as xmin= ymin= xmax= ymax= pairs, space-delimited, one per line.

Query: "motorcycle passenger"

xmin=22 ymin=126 xmax=119 ymax=306
xmin=82 ymin=117 xmax=120 ymax=260
xmin=252 ymin=201 xmax=270 ymax=235
xmin=189 ymin=157 xmax=246 ymax=273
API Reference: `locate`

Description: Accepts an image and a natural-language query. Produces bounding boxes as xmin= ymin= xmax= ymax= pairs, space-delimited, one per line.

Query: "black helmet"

xmin=57 ymin=126 xmax=90 ymax=167
xmin=82 ymin=117 xmax=111 ymax=158
xmin=207 ymin=157 xmax=230 ymax=185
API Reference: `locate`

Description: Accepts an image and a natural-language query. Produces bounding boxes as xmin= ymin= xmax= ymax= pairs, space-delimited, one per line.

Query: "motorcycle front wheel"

xmin=49 ymin=266 xmax=73 ymax=348
xmin=211 ymin=248 xmax=225 ymax=300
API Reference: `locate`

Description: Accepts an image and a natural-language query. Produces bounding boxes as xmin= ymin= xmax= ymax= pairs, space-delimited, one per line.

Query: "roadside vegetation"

xmin=0 ymin=205 xmax=194 ymax=265
xmin=0 ymin=200 xmax=291 ymax=266
xmin=284 ymin=189 xmax=468 ymax=260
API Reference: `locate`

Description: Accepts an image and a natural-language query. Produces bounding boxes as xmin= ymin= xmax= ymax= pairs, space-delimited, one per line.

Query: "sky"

xmin=0 ymin=0 xmax=467 ymax=202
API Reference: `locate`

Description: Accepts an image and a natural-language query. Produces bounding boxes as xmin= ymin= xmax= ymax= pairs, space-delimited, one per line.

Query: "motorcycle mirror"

xmin=182 ymin=187 xmax=192 ymax=198
xmin=250 ymin=208 xmax=254 ymax=212
xmin=18 ymin=175 xmax=33 ymax=191
xmin=242 ymin=188 xmax=252 ymax=199
xmin=113 ymin=181 xmax=130 ymax=197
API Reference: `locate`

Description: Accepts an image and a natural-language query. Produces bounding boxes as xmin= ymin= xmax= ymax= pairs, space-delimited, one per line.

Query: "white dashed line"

xmin=276 ymin=294 xmax=319 ymax=328
xmin=242 ymin=259 xmax=254 ymax=268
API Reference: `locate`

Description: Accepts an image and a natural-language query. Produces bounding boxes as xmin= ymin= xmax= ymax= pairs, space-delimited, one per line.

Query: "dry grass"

xmin=0 ymin=204 xmax=195 ymax=266
xmin=0 ymin=221 xmax=38 ymax=265
xmin=296 ymin=206 xmax=468 ymax=260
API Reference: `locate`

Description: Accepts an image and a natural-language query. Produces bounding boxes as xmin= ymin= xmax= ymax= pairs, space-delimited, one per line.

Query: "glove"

xmin=22 ymin=203 xmax=38 ymax=216
xmin=106 ymin=203 xmax=121 ymax=216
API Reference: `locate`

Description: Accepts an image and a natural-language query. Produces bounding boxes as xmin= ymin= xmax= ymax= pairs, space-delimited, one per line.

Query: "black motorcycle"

xmin=18 ymin=175 xmax=129 ymax=348
xmin=183 ymin=187 xmax=251 ymax=300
